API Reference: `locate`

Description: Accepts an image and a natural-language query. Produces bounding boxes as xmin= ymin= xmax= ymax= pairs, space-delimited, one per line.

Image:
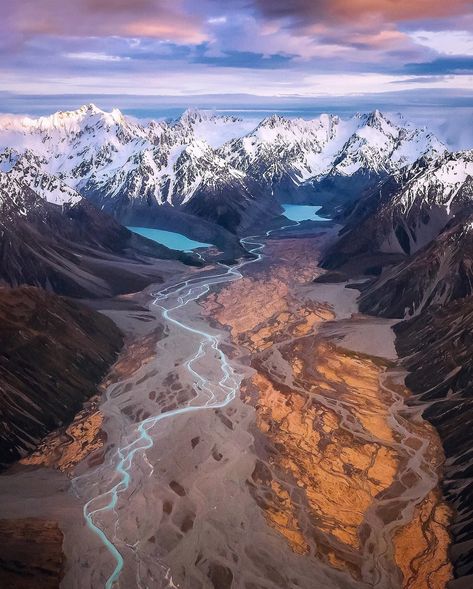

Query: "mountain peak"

xmin=0 ymin=106 xmax=452 ymax=219
xmin=259 ymin=114 xmax=288 ymax=129
xmin=53 ymin=103 xmax=104 ymax=120
xmin=179 ymin=108 xmax=242 ymax=126
xmin=52 ymin=104 xmax=130 ymax=128
xmin=78 ymin=103 xmax=101 ymax=114
xmin=365 ymin=109 xmax=390 ymax=126
xmin=180 ymin=108 xmax=210 ymax=125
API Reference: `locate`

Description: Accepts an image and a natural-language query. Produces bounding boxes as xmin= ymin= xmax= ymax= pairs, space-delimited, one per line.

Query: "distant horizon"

xmin=2 ymin=88 xmax=471 ymax=113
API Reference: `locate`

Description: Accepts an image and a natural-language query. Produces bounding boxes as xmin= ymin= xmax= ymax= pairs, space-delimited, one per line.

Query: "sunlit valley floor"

xmin=0 ymin=225 xmax=453 ymax=589
xmin=0 ymin=106 xmax=472 ymax=589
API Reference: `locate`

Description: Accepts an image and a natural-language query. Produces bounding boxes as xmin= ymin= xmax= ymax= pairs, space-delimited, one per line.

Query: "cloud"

xmin=249 ymin=0 xmax=472 ymax=27
xmin=1 ymin=0 xmax=472 ymax=100
xmin=389 ymin=76 xmax=449 ymax=85
xmin=207 ymin=16 xmax=228 ymax=25
xmin=65 ymin=52 xmax=130 ymax=62
xmin=409 ymin=30 xmax=473 ymax=55
xmin=234 ymin=0 xmax=473 ymax=59
xmin=193 ymin=45 xmax=295 ymax=69
xmin=6 ymin=0 xmax=207 ymax=45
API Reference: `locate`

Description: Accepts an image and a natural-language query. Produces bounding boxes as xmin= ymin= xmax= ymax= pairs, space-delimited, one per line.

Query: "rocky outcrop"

xmin=0 ymin=286 xmax=123 ymax=467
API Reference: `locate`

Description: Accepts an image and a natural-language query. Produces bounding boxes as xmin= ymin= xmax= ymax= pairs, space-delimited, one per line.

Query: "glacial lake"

xmin=127 ymin=227 xmax=212 ymax=251
xmin=281 ymin=204 xmax=330 ymax=222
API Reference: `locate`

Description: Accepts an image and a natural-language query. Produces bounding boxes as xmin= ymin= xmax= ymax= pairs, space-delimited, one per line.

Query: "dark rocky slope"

xmin=358 ymin=215 xmax=473 ymax=318
xmin=0 ymin=172 xmax=198 ymax=298
xmin=322 ymin=151 xmax=473 ymax=274
xmin=0 ymin=286 xmax=123 ymax=467
xmin=0 ymin=518 xmax=65 ymax=589
xmin=395 ymin=299 xmax=473 ymax=587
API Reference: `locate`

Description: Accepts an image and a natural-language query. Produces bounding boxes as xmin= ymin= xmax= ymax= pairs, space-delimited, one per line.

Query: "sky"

xmin=1 ymin=0 xmax=472 ymax=115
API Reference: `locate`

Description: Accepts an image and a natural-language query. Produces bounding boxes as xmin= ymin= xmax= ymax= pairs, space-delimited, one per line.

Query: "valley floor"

xmin=0 ymin=226 xmax=452 ymax=589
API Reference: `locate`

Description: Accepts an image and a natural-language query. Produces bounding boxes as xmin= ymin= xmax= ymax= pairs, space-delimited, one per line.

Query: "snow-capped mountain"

xmin=223 ymin=110 xmax=445 ymax=192
xmin=0 ymin=148 xmax=82 ymax=206
xmin=0 ymin=104 xmax=448 ymax=233
xmin=323 ymin=149 xmax=473 ymax=271
xmin=379 ymin=150 xmax=473 ymax=254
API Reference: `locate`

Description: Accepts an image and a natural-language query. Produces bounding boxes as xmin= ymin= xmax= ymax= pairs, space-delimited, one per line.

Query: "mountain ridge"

xmin=0 ymin=105 xmax=448 ymax=233
xmin=0 ymin=164 xmax=197 ymax=298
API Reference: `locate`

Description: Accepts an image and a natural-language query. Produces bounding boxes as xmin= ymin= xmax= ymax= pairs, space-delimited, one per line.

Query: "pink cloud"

xmin=8 ymin=0 xmax=206 ymax=44
xmin=252 ymin=0 xmax=472 ymax=25
xmin=239 ymin=0 xmax=473 ymax=60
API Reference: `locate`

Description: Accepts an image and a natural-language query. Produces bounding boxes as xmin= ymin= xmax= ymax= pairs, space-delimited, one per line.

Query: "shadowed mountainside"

xmin=0 ymin=170 xmax=199 ymax=298
xmin=358 ymin=214 xmax=473 ymax=318
xmin=0 ymin=518 xmax=65 ymax=589
xmin=395 ymin=298 xmax=473 ymax=586
xmin=0 ymin=286 xmax=123 ymax=467
xmin=322 ymin=151 xmax=473 ymax=276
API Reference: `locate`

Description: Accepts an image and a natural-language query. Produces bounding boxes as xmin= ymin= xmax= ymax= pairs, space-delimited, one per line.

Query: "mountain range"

xmin=0 ymin=105 xmax=447 ymax=235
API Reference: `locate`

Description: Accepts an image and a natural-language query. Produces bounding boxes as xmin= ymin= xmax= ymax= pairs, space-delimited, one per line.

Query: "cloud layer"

xmin=1 ymin=0 xmax=472 ymax=99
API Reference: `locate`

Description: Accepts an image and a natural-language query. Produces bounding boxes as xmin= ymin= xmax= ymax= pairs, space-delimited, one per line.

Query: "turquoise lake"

xmin=127 ymin=227 xmax=212 ymax=251
xmin=128 ymin=204 xmax=329 ymax=250
xmin=281 ymin=204 xmax=330 ymax=222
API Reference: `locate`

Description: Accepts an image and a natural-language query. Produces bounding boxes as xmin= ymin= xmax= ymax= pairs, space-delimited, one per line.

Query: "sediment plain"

xmin=0 ymin=225 xmax=452 ymax=589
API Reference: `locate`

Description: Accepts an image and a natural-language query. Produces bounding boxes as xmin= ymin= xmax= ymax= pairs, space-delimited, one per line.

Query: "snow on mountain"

xmin=0 ymin=104 xmax=449 ymax=229
xmin=0 ymin=149 xmax=82 ymax=206
xmin=221 ymin=109 xmax=446 ymax=188
xmin=0 ymin=170 xmax=35 ymax=218
xmin=395 ymin=150 xmax=473 ymax=216
xmin=322 ymin=149 xmax=473 ymax=273
xmin=0 ymin=104 xmax=143 ymax=162
xmin=0 ymin=147 xmax=20 ymax=173
xmin=221 ymin=113 xmax=352 ymax=184
xmin=373 ymin=150 xmax=473 ymax=255
xmin=0 ymin=148 xmax=82 ymax=219
xmin=0 ymin=104 xmax=251 ymax=208
xmin=175 ymin=108 xmax=256 ymax=148
xmin=381 ymin=149 xmax=473 ymax=253
xmin=0 ymin=155 xmax=196 ymax=298
xmin=332 ymin=110 xmax=446 ymax=177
